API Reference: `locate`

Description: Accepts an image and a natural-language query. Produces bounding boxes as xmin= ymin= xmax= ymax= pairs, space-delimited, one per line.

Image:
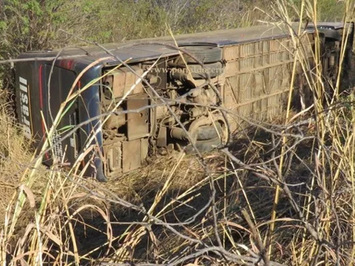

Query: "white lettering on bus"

xmin=19 ymin=76 xmax=31 ymax=139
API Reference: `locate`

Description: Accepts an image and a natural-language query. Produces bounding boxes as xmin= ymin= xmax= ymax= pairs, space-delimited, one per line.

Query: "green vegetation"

xmin=0 ymin=0 xmax=346 ymax=61
xmin=1 ymin=0 xmax=355 ymax=265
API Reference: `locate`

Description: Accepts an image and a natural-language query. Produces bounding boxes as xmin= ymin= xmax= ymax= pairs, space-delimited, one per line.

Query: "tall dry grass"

xmin=0 ymin=92 xmax=33 ymax=224
xmin=1 ymin=0 xmax=355 ymax=265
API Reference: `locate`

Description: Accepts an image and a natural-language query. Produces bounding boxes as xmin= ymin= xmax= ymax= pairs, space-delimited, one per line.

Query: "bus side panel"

xmin=222 ymin=34 xmax=314 ymax=132
xmin=15 ymin=60 xmax=43 ymax=143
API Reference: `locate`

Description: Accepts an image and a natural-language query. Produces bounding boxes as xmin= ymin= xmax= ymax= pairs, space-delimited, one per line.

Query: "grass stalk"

xmin=267 ymin=0 xmax=306 ymax=257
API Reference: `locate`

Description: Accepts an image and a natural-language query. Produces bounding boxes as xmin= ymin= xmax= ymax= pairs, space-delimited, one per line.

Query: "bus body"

xmin=15 ymin=22 xmax=354 ymax=181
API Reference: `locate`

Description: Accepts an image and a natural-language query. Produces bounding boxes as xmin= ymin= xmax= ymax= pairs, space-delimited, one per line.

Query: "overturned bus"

xmin=15 ymin=22 xmax=354 ymax=181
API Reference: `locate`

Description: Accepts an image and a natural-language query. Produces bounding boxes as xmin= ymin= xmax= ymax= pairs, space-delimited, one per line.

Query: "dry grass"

xmin=1 ymin=0 xmax=355 ymax=265
xmin=0 ymin=92 xmax=34 ymax=225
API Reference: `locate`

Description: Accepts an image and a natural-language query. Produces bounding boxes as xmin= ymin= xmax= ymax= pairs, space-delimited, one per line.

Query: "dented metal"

xmin=14 ymin=23 xmax=354 ymax=180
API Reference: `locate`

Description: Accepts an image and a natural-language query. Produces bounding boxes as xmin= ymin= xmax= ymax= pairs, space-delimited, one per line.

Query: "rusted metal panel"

xmin=240 ymin=57 xmax=254 ymax=71
xmin=224 ymin=61 xmax=239 ymax=77
xmin=127 ymin=96 xmax=149 ymax=141
xmin=141 ymin=138 xmax=149 ymax=162
xmin=157 ymin=126 xmax=167 ymax=147
xmin=221 ymin=33 xmax=297 ymax=132
xmin=253 ymin=72 xmax=264 ymax=120
xmin=223 ymin=46 xmax=239 ymax=61
xmin=122 ymin=139 xmax=141 ymax=172
xmin=270 ymin=39 xmax=281 ymax=52
xmin=111 ymin=66 xmax=143 ymax=98
xmin=103 ymin=139 xmax=122 ymax=174
xmin=103 ymin=133 xmax=148 ymax=175
xmin=240 ymin=42 xmax=255 ymax=57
